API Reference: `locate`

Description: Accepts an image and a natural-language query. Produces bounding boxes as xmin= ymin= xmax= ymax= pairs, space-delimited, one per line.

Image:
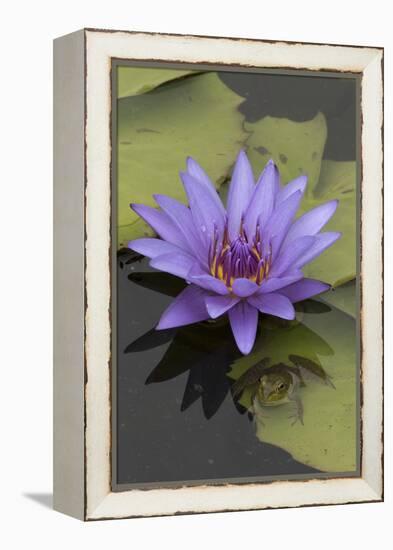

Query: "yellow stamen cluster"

xmin=209 ymin=224 xmax=272 ymax=290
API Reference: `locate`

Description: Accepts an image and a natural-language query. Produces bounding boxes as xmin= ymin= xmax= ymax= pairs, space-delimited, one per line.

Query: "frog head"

xmin=257 ymin=370 xmax=293 ymax=404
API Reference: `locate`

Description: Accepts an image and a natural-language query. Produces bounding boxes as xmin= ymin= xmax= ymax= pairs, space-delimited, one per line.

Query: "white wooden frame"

xmin=53 ymin=28 xmax=383 ymax=521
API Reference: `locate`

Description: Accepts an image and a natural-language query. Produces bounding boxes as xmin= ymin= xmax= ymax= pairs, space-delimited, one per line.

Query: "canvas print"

xmin=113 ymin=64 xmax=359 ymax=488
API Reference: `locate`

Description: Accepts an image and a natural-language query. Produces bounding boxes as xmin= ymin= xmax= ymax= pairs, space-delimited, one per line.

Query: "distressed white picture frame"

xmin=53 ymin=28 xmax=383 ymax=521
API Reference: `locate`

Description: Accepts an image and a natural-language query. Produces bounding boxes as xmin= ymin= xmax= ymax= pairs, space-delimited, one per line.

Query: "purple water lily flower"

xmin=128 ymin=151 xmax=340 ymax=355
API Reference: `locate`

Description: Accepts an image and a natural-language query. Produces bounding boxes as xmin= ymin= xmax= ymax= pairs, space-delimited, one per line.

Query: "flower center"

xmin=209 ymin=222 xmax=271 ymax=289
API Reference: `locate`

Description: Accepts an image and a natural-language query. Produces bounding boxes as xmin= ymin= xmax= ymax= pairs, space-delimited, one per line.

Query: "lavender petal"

xmin=228 ymin=301 xmax=259 ymax=355
xmin=283 ymin=200 xmax=339 ymax=246
xmin=181 ymin=171 xmax=226 ymax=243
xmin=156 ymin=285 xmax=209 ymax=329
xmin=150 ymin=252 xmax=196 ymax=279
xmin=153 ymin=194 xmax=208 ymax=266
xmin=263 ymin=191 xmax=303 ymax=258
xmin=131 ymin=204 xmax=188 ymax=250
xmin=258 ymin=271 xmax=304 ymax=294
xmin=226 ymin=151 xmax=255 ymax=240
xmin=294 ymin=231 xmax=341 ymax=269
xmin=205 ymin=294 xmax=240 ymax=319
xmin=232 ymin=278 xmax=259 ymax=298
xmin=128 ymin=238 xmax=183 ymax=259
xmin=276 ymin=175 xmax=307 ymax=206
xmin=278 ymin=278 xmax=331 ymax=303
xmin=186 ymin=157 xmax=226 ymax=216
xmin=248 ymin=292 xmax=295 ymax=320
xmin=244 ymin=160 xmax=278 ymax=237
xmin=188 ymin=265 xmax=229 ymax=295
xmin=269 ymin=236 xmax=315 ymax=278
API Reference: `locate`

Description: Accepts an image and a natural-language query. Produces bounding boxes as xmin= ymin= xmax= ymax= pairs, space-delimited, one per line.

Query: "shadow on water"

xmin=219 ymin=72 xmax=356 ymax=161
xmin=116 ymin=253 xmax=335 ymax=485
xmin=126 ymin=319 xmax=243 ymax=419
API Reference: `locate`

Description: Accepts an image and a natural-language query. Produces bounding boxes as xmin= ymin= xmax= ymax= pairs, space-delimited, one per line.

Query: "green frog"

xmin=232 ymin=358 xmax=305 ymax=425
xmin=232 ymin=355 xmax=335 ymax=426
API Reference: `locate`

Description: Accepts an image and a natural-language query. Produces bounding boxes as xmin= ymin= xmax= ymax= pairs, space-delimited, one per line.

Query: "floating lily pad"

xmin=118 ymin=217 xmax=155 ymax=247
xmin=245 ymin=112 xmax=327 ymax=191
xmin=117 ymin=66 xmax=198 ymax=98
xmin=301 ymin=160 xmax=357 ymax=286
xmin=228 ymin=305 xmax=357 ymax=473
xmin=117 ymin=72 xmax=247 ymax=248
xmin=229 ymin=317 xmax=333 ymax=387
xmin=321 ymin=279 xmax=357 ymax=318
xmin=245 ymin=113 xmax=356 ymax=287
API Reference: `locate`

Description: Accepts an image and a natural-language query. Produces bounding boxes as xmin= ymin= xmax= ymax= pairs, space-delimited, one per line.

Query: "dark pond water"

xmin=116 ymin=255 xmax=321 ymax=486
xmin=220 ymin=71 xmax=357 ymax=160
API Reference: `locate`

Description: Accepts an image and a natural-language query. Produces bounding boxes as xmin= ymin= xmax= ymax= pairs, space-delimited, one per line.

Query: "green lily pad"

xmin=117 ymin=66 xmax=198 ymax=98
xmin=245 ymin=112 xmax=327 ymax=192
xmin=321 ymin=279 xmax=357 ymax=318
xmin=118 ymin=217 xmax=155 ymax=247
xmin=228 ymin=306 xmax=357 ymax=473
xmin=301 ymin=160 xmax=357 ymax=286
xmin=245 ymin=112 xmax=356 ymax=287
xmin=117 ymin=72 xmax=247 ymax=248
xmin=229 ymin=317 xmax=334 ymax=387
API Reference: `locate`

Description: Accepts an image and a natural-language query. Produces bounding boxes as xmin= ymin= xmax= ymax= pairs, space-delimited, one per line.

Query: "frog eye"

xmin=276 ymin=382 xmax=286 ymax=392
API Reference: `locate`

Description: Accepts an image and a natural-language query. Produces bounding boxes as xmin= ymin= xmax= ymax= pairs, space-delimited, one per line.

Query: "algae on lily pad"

xmin=228 ymin=305 xmax=357 ymax=473
xmin=117 ymin=72 xmax=247 ymax=248
xmin=118 ymin=66 xmax=199 ymax=98
xmin=245 ymin=112 xmax=327 ymax=192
